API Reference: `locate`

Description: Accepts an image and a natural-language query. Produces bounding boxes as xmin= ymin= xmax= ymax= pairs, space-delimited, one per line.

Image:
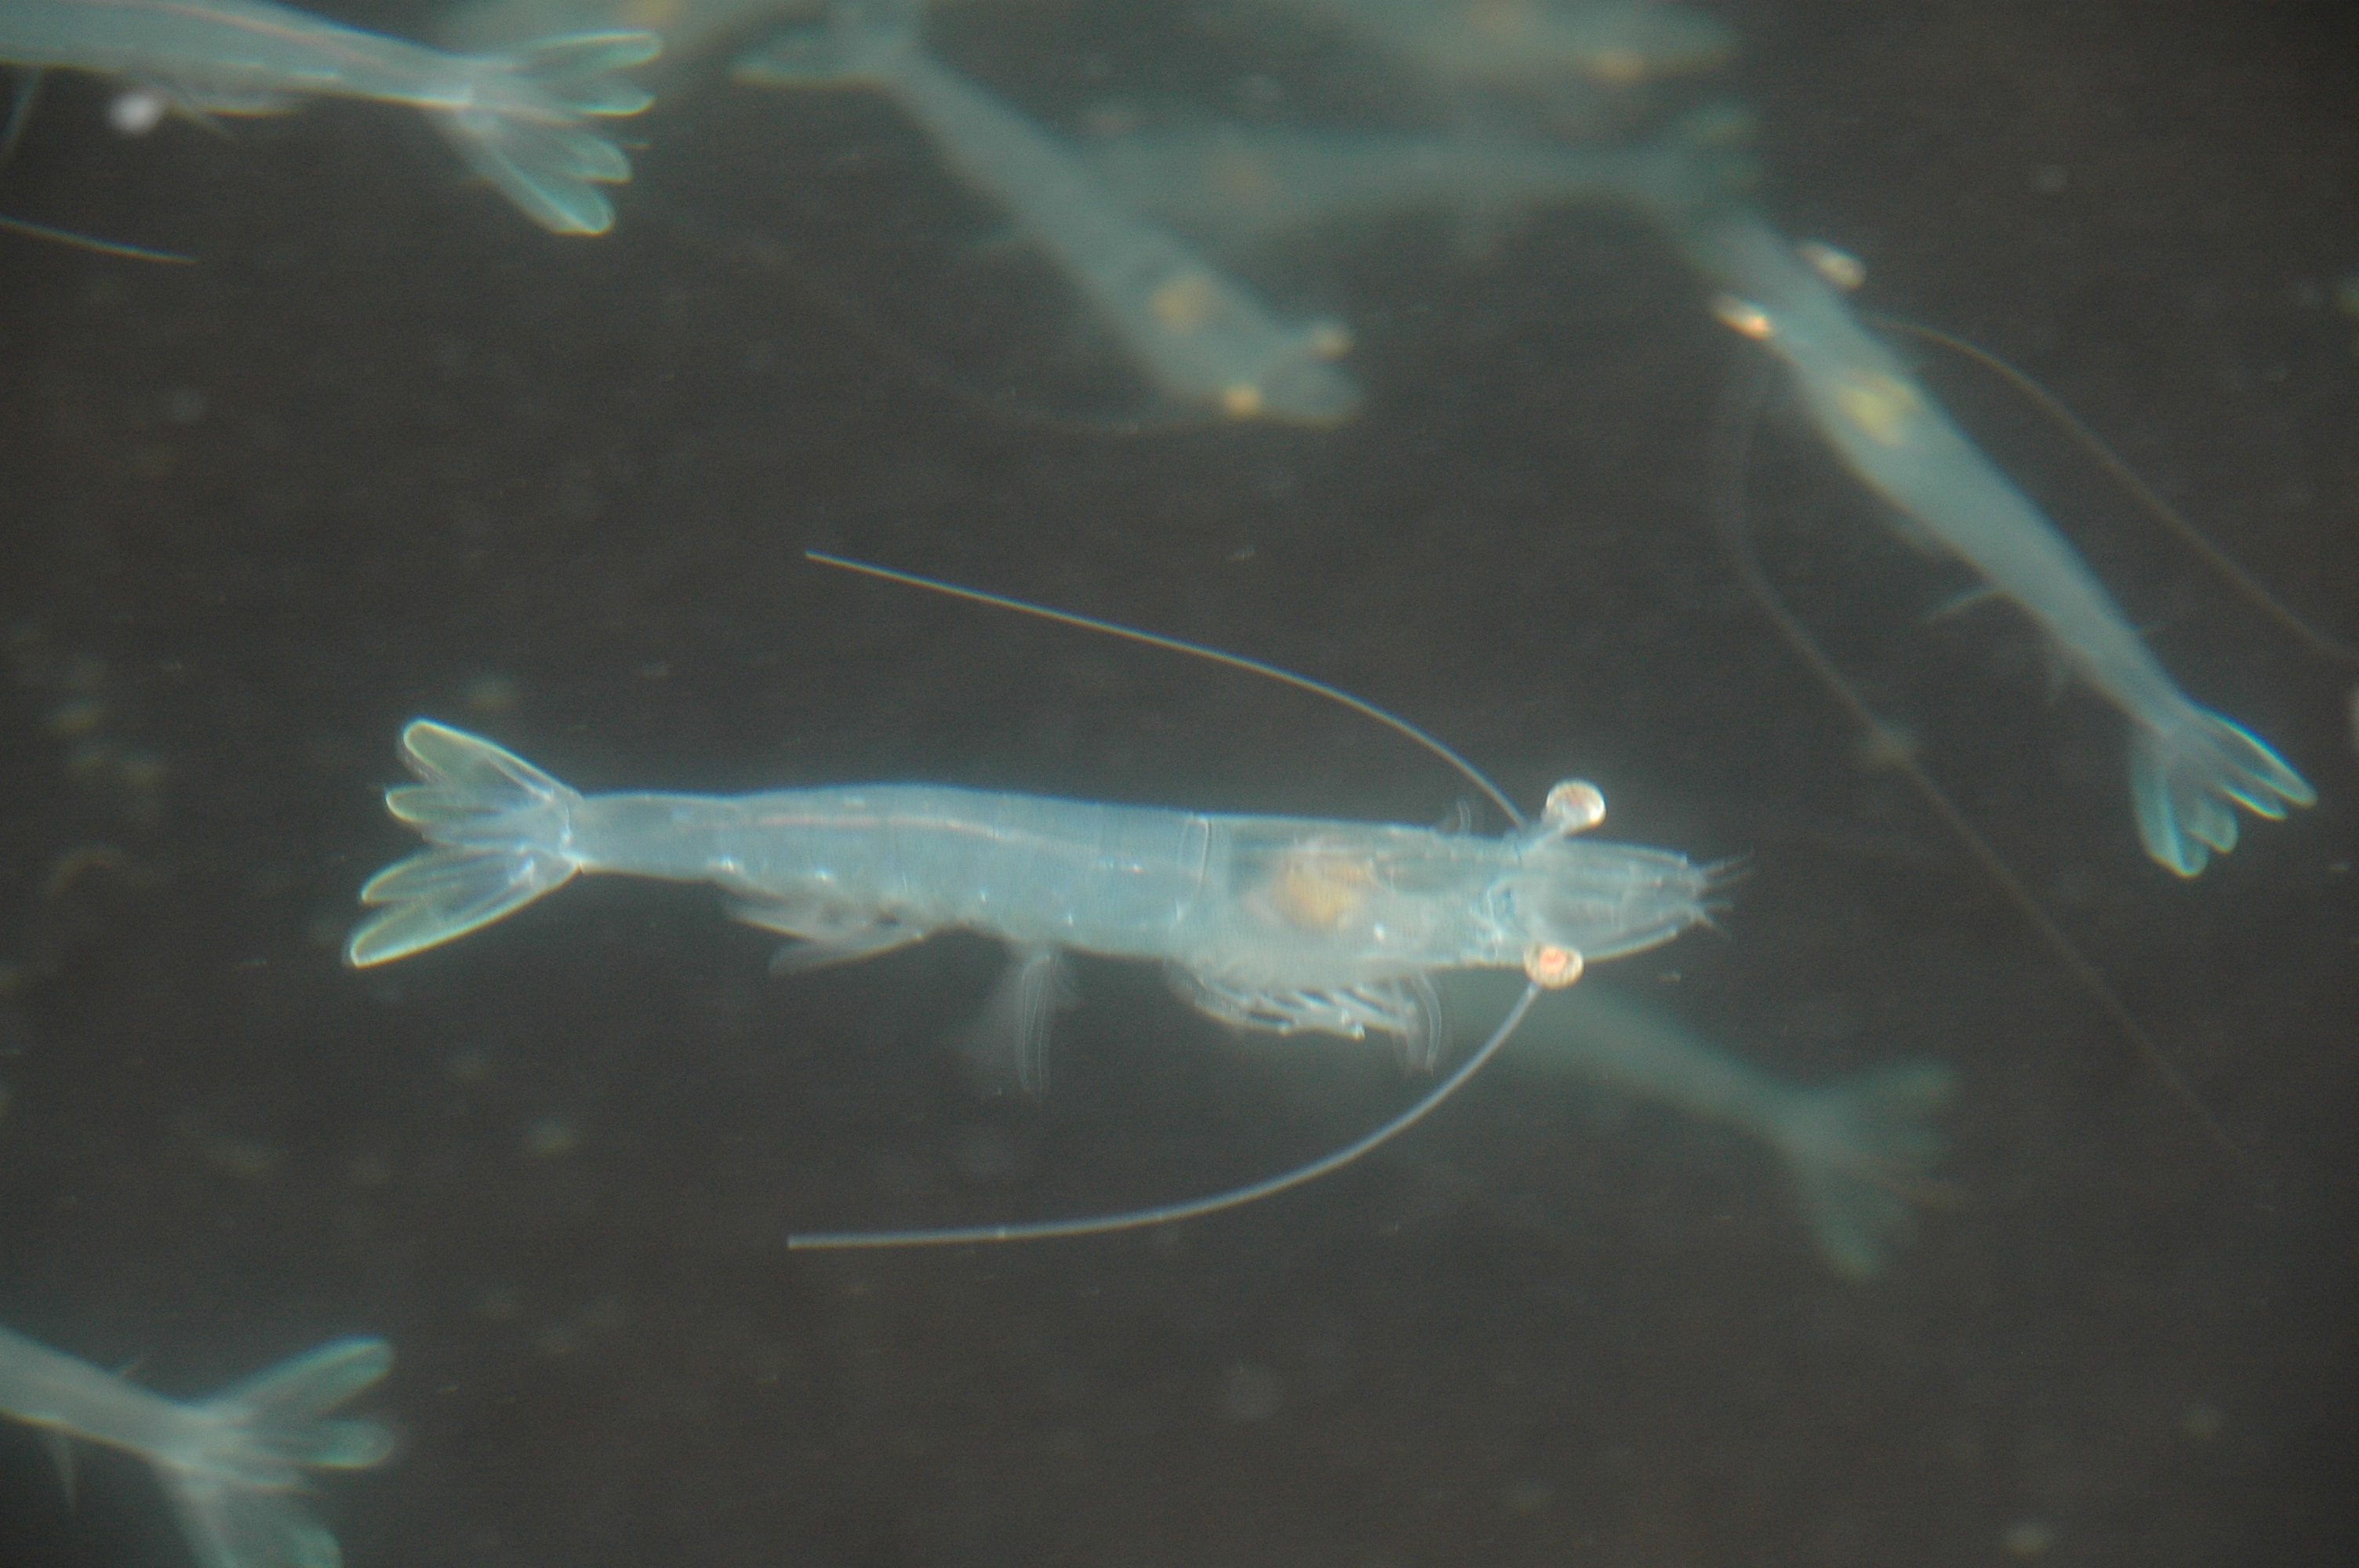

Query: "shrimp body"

xmin=578 ymin=784 xmax=1705 ymax=985
xmin=347 ymin=722 xmax=1713 ymax=1075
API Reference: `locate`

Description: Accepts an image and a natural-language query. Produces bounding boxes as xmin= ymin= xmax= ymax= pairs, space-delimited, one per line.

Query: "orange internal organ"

xmin=1264 ymin=844 xmax=1379 ymax=932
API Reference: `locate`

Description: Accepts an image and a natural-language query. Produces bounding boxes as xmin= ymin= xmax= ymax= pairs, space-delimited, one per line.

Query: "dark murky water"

xmin=3 ymin=2 xmax=2354 ymax=1563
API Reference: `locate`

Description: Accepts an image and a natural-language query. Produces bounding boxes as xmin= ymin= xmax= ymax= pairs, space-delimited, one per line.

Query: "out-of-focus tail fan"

xmin=431 ymin=30 xmax=660 ymax=234
xmin=1769 ymin=1061 xmax=1959 ymax=1282
xmin=154 ymin=1338 xmax=394 ymax=1568
xmin=2128 ymin=706 xmax=2314 ymax=877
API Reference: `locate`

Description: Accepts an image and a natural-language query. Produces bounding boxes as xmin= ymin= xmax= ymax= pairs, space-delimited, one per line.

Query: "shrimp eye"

xmin=1523 ymin=944 xmax=1584 ymax=988
xmin=1542 ymin=780 xmax=1606 ymax=834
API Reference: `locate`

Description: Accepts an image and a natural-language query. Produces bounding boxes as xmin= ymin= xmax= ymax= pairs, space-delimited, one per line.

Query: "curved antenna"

xmin=807 ymin=551 xmax=1525 ymax=826
xmin=1877 ymin=314 xmax=2356 ymax=666
xmin=1710 ymin=350 xmax=2250 ymax=1171
xmin=1 ymin=212 xmax=193 ymax=263
xmin=790 ymin=982 xmax=1541 ymax=1248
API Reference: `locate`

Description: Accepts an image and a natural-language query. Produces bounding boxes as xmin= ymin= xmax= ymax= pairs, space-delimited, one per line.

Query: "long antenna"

xmin=790 ymin=982 xmax=1541 ymax=1248
xmin=807 ymin=550 xmax=1525 ymax=826
xmin=1880 ymin=316 xmax=2356 ymax=666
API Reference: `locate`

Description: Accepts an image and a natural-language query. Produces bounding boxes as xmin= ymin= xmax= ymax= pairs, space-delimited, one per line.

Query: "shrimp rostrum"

xmin=346 ymin=721 xmax=1717 ymax=1091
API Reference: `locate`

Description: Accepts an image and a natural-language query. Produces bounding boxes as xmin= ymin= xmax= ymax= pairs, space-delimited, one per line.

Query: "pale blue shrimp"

xmin=1665 ymin=207 xmax=2314 ymax=877
xmin=345 ymin=720 xmax=1711 ymax=1089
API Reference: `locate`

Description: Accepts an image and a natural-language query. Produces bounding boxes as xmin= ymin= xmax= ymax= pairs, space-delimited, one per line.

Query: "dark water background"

xmin=3 ymin=1 xmax=2355 ymax=1563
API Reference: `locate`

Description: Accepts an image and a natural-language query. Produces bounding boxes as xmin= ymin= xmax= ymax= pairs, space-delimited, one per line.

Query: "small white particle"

xmin=108 ymin=90 xmax=169 ymax=136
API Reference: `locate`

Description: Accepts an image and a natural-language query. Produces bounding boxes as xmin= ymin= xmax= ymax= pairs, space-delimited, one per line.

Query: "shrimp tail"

xmin=156 ymin=1337 xmax=395 ymax=1568
xmin=345 ymin=721 xmax=583 ymax=967
xmin=1768 ymin=1061 xmax=1959 ymax=1283
xmin=2128 ymin=706 xmax=2315 ymax=877
xmin=430 ymin=31 xmax=660 ymax=235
